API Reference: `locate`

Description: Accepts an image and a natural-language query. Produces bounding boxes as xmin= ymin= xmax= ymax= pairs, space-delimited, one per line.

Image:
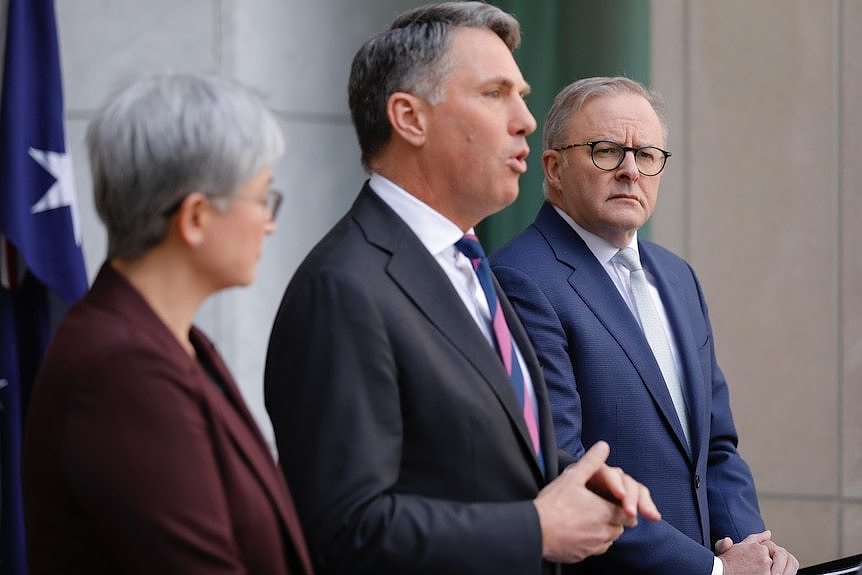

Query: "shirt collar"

xmin=551 ymin=204 xmax=639 ymax=264
xmin=369 ymin=173 xmax=467 ymax=256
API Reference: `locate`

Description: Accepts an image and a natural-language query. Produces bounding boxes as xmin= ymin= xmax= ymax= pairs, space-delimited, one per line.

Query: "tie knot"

xmin=455 ymin=234 xmax=487 ymax=261
xmin=615 ymin=247 xmax=642 ymax=273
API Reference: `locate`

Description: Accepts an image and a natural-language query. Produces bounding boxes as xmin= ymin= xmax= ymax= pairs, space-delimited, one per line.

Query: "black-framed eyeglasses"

xmin=235 ymin=188 xmax=283 ymax=221
xmin=162 ymin=188 xmax=283 ymax=220
xmin=553 ymin=140 xmax=671 ymax=176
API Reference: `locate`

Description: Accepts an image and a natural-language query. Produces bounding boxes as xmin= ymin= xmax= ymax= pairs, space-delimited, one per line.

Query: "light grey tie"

xmin=615 ymin=247 xmax=690 ymax=446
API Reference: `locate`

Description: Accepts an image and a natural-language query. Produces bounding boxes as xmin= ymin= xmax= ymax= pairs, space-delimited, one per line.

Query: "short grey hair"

xmin=87 ymin=73 xmax=284 ymax=259
xmin=348 ymin=1 xmax=520 ymax=171
xmin=543 ymin=76 xmax=668 ymax=152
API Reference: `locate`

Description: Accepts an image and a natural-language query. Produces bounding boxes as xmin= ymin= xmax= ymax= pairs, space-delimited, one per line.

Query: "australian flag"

xmin=0 ymin=0 xmax=87 ymax=572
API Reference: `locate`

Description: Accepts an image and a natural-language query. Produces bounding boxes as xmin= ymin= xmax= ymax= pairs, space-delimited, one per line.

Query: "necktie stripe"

xmin=455 ymin=234 xmax=543 ymax=471
xmin=522 ymin=382 xmax=540 ymax=454
xmin=492 ymin=303 xmax=513 ymax=375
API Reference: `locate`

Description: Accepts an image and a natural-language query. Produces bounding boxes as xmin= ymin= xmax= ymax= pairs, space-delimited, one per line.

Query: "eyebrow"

xmin=485 ymin=76 xmax=532 ymax=97
xmin=587 ymin=136 xmax=662 ymax=148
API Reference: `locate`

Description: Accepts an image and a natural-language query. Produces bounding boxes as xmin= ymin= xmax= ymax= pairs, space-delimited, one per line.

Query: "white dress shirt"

xmin=369 ymin=173 xmax=540 ymax=437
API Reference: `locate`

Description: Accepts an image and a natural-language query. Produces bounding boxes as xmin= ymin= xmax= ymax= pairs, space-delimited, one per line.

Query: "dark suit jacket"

xmin=491 ymin=202 xmax=765 ymax=574
xmin=22 ymin=264 xmax=313 ymax=575
xmin=265 ymin=184 xmax=567 ymax=575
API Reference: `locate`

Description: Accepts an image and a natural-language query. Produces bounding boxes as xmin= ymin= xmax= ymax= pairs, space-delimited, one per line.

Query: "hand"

xmin=716 ymin=531 xmax=773 ymax=575
xmin=533 ymin=441 xmax=659 ymax=564
xmin=716 ymin=531 xmax=799 ymax=575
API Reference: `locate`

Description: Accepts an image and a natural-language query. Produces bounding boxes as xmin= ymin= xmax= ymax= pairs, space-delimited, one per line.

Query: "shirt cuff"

xmin=712 ymin=555 xmax=724 ymax=575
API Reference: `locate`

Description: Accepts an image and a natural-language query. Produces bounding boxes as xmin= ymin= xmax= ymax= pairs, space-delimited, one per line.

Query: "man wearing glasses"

xmin=491 ymin=77 xmax=798 ymax=575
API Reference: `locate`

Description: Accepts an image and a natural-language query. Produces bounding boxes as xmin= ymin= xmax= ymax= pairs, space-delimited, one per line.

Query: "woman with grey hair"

xmin=22 ymin=73 xmax=313 ymax=575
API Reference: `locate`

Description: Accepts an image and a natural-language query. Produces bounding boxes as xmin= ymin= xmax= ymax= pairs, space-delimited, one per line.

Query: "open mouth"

xmin=507 ymin=149 xmax=529 ymax=174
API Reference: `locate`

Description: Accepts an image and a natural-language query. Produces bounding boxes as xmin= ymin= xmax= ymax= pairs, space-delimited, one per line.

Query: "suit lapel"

xmin=192 ymin=331 xmax=314 ymax=575
xmin=535 ymin=203 xmax=693 ymax=461
xmin=353 ymin=186 xmax=544 ymax=478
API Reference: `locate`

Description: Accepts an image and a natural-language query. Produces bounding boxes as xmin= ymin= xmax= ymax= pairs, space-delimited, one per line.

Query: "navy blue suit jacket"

xmin=491 ymin=202 xmax=764 ymax=574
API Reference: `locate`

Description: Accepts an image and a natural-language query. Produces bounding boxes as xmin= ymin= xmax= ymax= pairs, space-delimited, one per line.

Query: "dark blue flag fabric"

xmin=0 ymin=0 xmax=87 ymax=572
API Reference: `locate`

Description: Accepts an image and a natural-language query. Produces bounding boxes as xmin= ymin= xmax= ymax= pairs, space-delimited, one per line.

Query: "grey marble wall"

xmin=651 ymin=0 xmax=861 ymax=565
xmin=47 ymin=0 xmax=425 ymax=450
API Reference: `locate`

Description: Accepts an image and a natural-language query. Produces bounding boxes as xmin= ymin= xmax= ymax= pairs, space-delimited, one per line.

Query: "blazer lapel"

xmin=352 ymin=186 xmax=544 ymax=478
xmin=534 ymin=203 xmax=693 ymax=461
xmin=192 ymin=331 xmax=314 ymax=575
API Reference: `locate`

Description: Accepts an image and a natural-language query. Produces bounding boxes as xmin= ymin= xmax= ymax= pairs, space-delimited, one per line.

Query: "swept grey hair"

xmin=543 ymin=76 xmax=668 ymax=152
xmin=87 ymin=73 xmax=284 ymax=259
xmin=348 ymin=1 xmax=520 ymax=171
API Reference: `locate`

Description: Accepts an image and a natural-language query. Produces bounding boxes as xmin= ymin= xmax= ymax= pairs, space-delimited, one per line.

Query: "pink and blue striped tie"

xmin=456 ymin=234 xmax=543 ymax=472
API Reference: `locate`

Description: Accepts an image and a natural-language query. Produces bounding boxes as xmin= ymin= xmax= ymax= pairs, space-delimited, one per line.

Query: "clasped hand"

xmin=715 ymin=530 xmax=799 ymax=575
xmin=533 ymin=440 xmax=661 ymax=563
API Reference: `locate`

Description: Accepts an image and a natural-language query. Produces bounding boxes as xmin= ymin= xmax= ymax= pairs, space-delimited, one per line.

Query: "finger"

xmin=637 ymin=483 xmax=661 ymax=521
xmin=763 ymin=541 xmax=781 ymax=557
xmin=740 ymin=530 xmax=772 ymax=545
xmin=714 ymin=536 xmax=733 ymax=555
xmin=609 ymin=503 xmax=635 ymax=527
xmin=609 ymin=504 xmax=637 ymax=528
xmin=768 ymin=542 xmax=800 ymax=575
xmin=770 ymin=550 xmax=788 ymax=575
xmin=612 ymin=472 xmax=637 ymax=518
xmin=621 ymin=473 xmax=655 ymax=520
xmin=766 ymin=544 xmax=795 ymax=575
xmin=565 ymin=440 xmax=611 ymax=483
xmin=585 ymin=464 xmax=627 ymax=504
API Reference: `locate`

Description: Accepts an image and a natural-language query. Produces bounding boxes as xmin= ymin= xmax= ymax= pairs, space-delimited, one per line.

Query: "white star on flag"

xmin=28 ymin=145 xmax=81 ymax=246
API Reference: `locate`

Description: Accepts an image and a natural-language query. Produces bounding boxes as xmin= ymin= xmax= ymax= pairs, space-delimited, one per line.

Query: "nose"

xmin=264 ymin=219 xmax=277 ymax=235
xmin=511 ymin=93 xmax=537 ymax=136
xmin=615 ymin=149 xmax=640 ymax=182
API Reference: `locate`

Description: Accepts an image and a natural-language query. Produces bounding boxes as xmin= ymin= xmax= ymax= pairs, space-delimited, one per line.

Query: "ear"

xmin=174 ymin=192 xmax=210 ymax=248
xmin=386 ymin=91 xmax=428 ymax=148
xmin=542 ymin=149 xmax=565 ymax=198
xmin=542 ymin=149 xmax=570 ymax=205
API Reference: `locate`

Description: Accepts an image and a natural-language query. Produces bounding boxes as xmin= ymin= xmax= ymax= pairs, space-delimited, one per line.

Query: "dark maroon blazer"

xmin=22 ymin=264 xmax=313 ymax=575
